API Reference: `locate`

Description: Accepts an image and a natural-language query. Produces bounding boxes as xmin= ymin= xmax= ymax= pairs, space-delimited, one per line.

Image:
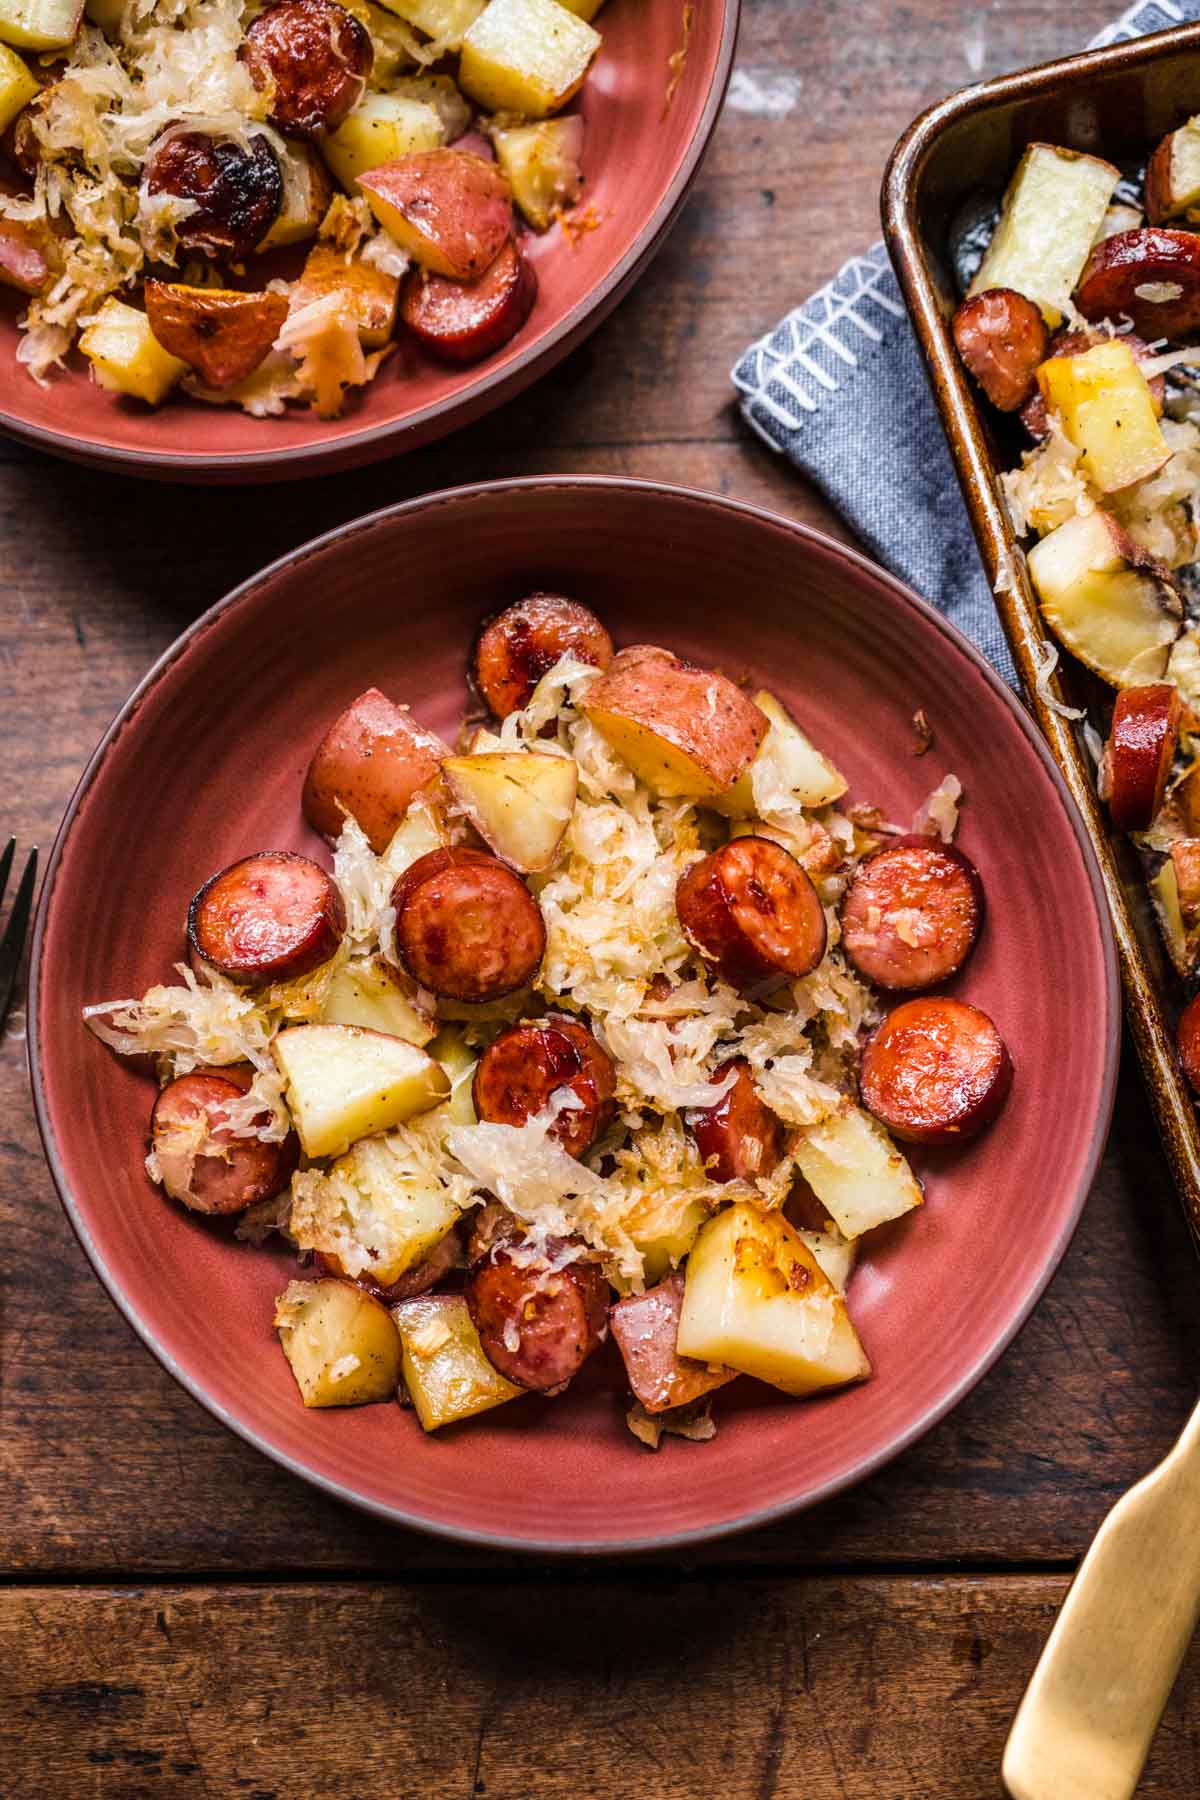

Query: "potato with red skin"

xmin=151 ymin=1072 xmax=299 ymax=1215
xmin=472 ymin=1015 xmax=615 ymax=1157
xmin=1075 ymin=227 xmax=1200 ymax=340
xmin=951 ymin=287 xmax=1048 ymax=411
xmin=839 ymin=835 xmax=983 ymax=992
xmin=302 ymin=687 xmax=447 ymax=853
xmin=610 ymin=1271 xmax=736 ymax=1414
xmin=466 ymin=1237 xmax=608 ymax=1392
xmin=391 ymin=847 xmax=546 ymax=1002
xmin=472 ymin=594 xmax=613 ymax=719
xmin=142 ymin=130 xmax=283 ymax=260
xmin=1172 ymin=839 xmax=1200 ymax=929
xmin=1178 ymin=991 xmax=1200 ymax=1092
xmin=676 ymin=837 xmax=827 ymax=992
xmin=1101 ymin=683 xmax=1182 ymax=832
xmin=685 ymin=1056 xmax=785 ymax=1183
xmin=144 ymin=282 xmax=288 ymax=389
xmin=0 ymin=213 xmax=51 ymax=293
xmin=188 ymin=851 xmax=346 ymax=989
xmin=581 ymin=645 xmax=768 ymax=800
xmin=241 ymin=0 xmax=372 ymax=138
xmin=359 ymin=149 xmax=513 ymax=279
xmin=402 ymin=238 xmax=537 ymax=366
xmin=1021 ymin=327 xmax=1165 ymax=439
xmin=860 ymin=997 xmax=1013 ymax=1145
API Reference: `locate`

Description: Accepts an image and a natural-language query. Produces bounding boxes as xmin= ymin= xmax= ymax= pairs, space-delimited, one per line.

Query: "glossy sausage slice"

xmin=402 ymin=239 xmax=537 ymax=366
xmin=685 ymin=1056 xmax=785 ymax=1183
xmin=951 ymin=287 xmax=1048 ymax=412
xmin=472 ymin=594 xmax=614 ymax=719
xmin=391 ymin=847 xmax=546 ymax=1002
xmin=472 ymin=1015 xmax=616 ymax=1157
xmin=840 ymin=835 xmax=982 ymax=992
xmin=1075 ymin=227 xmax=1200 ymax=340
xmin=302 ymin=687 xmax=446 ymax=853
xmin=676 ymin=836 xmax=827 ymax=992
xmin=609 ymin=1271 xmax=736 ymax=1414
xmin=188 ymin=851 xmax=346 ymax=988
xmin=241 ymin=0 xmax=372 ymax=137
xmin=859 ymin=996 xmax=1012 ymax=1144
xmin=142 ymin=130 xmax=283 ymax=259
xmin=1102 ymin=683 xmax=1182 ymax=832
xmin=466 ymin=1239 xmax=608 ymax=1392
xmin=1178 ymin=992 xmax=1200 ymax=1094
xmin=151 ymin=1072 xmax=299 ymax=1214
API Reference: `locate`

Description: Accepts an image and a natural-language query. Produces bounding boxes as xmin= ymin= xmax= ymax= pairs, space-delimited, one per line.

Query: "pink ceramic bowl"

xmin=0 ymin=1 xmax=737 ymax=483
xmin=30 ymin=478 xmax=1119 ymax=1552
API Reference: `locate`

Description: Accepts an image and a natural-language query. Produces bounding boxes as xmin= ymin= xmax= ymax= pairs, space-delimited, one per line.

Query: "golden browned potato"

xmin=302 ymin=686 xmax=447 ymax=852
xmin=143 ymin=282 xmax=288 ymax=390
xmin=579 ymin=645 xmax=768 ymax=798
xmin=291 ymin=241 xmax=399 ymax=350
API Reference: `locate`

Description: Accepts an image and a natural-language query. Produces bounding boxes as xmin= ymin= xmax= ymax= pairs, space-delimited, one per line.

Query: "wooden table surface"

xmin=6 ymin=0 xmax=1200 ymax=1793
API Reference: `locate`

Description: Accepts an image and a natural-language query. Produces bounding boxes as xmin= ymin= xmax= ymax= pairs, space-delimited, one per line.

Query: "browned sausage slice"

xmin=1101 ymin=683 xmax=1182 ymax=832
xmin=1076 ymin=227 xmax=1200 ymax=340
xmin=951 ymin=288 xmax=1048 ymax=412
xmin=466 ymin=1239 xmax=608 ymax=1391
xmin=1179 ymin=992 xmax=1200 ymax=1093
xmin=840 ymin=835 xmax=982 ymax=992
xmin=859 ymin=996 xmax=1012 ymax=1144
xmin=390 ymin=847 xmax=546 ymax=1002
xmin=472 ymin=594 xmax=614 ymax=719
xmin=402 ymin=239 xmax=537 ymax=367
xmin=685 ymin=1056 xmax=784 ymax=1183
xmin=609 ymin=1271 xmax=736 ymax=1414
xmin=151 ymin=1072 xmax=299 ymax=1214
xmin=241 ymin=0 xmax=372 ymax=137
xmin=302 ymin=687 xmax=446 ymax=853
xmin=472 ymin=1015 xmax=615 ymax=1157
xmin=675 ymin=836 xmax=827 ymax=992
xmin=141 ymin=130 xmax=283 ymax=259
xmin=188 ymin=851 xmax=346 ymax=988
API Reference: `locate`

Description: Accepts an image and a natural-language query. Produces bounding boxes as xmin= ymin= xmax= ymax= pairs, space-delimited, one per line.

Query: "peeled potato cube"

xmin=0 ymin=41 xmax=36 ymax=129
xmin=320 ymin=955 xmax=435 ymax=1046
xmin=0 ymin=0 xmax=82 ymax=50
xmin=580 ymin=644 xmax=768 ymax=799
xmin=290 ymin=1130 xmax=463 ymax=1286
xmin=459 ymin=0 xmax=600 ymax=118
xmin=373 ymin=0 xmax=484 ymax=50
xmin=273 ymin=1023 xmax=449 ymax=1160
xmin=322 ymin=91 xmax=444 ymax=192
xmin=392 ymin=1294 xmax=522 ymax=1430
xmin=713 ymin=689 xmax=848 ymax=816
xmin=1028 ymin=510 xmax=1182 ymax=689
xmin=677 ymin=1203 xmax=870 ymax=1397
xmin=428 ymin=1027 xmax=478 ymax=1127
xmin=258 ymin=143 xmax=333 ymax=250
xmin=1037 ymin=339 xmax=1169 ymax=493
xmin=291 ymin=241 xmax=399 ymax=349
xmin=794 ymin=1225 xmax=857 ymax=1295
xmin=79 ymin=298 xmax=187 ymax=405
xmin=492 ymin=117 xmax=584 ymax=232
xmin=441 ymin=749 xmax=577 ymax=872
xmin=968 ymin=142 xmax=1119 ymax=325
xmin=792 ymin=1106 xmax=923 ymax=1241
xmin=275 ymin=1278 xmax=403 ymax=1407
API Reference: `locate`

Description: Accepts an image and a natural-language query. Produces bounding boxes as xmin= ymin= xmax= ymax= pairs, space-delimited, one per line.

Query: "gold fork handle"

xmin=1003 ymin=1398 xmax=1200 ymax=1800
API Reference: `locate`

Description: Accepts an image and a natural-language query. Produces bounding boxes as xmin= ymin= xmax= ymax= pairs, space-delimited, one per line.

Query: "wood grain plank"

xmin=5 ymin=1575 xmax=1200 ymax=1797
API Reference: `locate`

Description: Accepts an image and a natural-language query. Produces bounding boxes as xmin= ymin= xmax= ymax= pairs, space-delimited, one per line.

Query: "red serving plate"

xmin=29 ymin=478 xmax=1119 ymax=1551
xmin=0 ymin=0 xmax=737 ymax=482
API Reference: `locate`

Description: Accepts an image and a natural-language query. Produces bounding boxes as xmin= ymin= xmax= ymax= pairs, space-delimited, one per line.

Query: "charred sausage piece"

xmin=1178 ymin=992 xmax=1200 ymax=1094
xmin=840 ymin=835 xmax=983 ymax=992
xmin=390 ymin=847 xmax=546 ymax=1002
xmin=466 ymin=1237 xmax=608 ymax=1392
xmin=151 ymin=1072 xmax=299 ymax=1214
xmin=685 ymin=1056 xmax=785 ymax=1183
xmin=188 ymin=851 xmax=346 ymax=988
xmin=1020 ymin=327 xmax=1165 ymax=438
xmin=675 ymin=836 xmax=828 ymax=993
xmin=1102 ymin=683 xmax=1182 ymax=832
xmin=241 ymin=0 xmax=372 ymax=137
xmin=609 ymin=1271 xmax=736 ymax=1414
xmin=951 ymin=287 xmax=1048 ymax=412
xmin=472 ymin=1015 xmax=615 ymax=1157
xmin=142 ymin=130 xmax=283 ymax=259
xmin=859 ymin=996 xmax=1012 ymax=1144
xmin=402 ymin=239 xmax=538 ymax=366
xmin=472 ymin=594 xmax=614 ymax=719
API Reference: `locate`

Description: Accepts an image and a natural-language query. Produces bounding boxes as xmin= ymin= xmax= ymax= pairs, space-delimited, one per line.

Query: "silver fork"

xmin=0 ymin=838 xmax=38 ymax=1031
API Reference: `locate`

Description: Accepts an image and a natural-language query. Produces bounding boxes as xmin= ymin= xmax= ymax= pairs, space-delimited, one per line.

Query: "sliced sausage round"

xmin=402 ymin=239 xmax=538 ymax=367
xmin=390 ymin=846 xmax=546 ymax=1002
xmin=685 ymin=1056 xmax=785 ymax=1183
xmin=951 ymin=287 xmax=1048 ymax=412
xmin=188 ymin=851 xmax=346 ymax=988
xmin=1179 ymin=992 xmax=1200 ymax=1094
xmin=1075 ymin=227 xmax=1200 ymax=340
xmin=466 ymin=1241 xmax=608 ymax=1392
xmin=241 ymin=0 xmax=372 ymax=137
xmin=675 ymin=836 xmax=828 ymax=992
xmin=472 ymin=594 xmax=614 ymax=719
xmin=151 ymin=1072 xmax=299 ymax=1214
xmin=142 ymin=129 xmax=283 ymax=259
xmin=1103 ymin=683 xmax=1182 ymax=832
xmin=840 ymin=835 xmax=983 ymax=992
xmin=860 ymin=996 xmax=1012 ymax=1144
xmin=472 ymin=1015 xmax=616 ymax=1157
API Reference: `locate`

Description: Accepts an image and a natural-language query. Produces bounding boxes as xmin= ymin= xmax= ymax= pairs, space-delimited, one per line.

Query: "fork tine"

xmin=0 ymin=836 xmax=13 ymax=917
xmin=0 ymin=847 xmax=37 ymax=1030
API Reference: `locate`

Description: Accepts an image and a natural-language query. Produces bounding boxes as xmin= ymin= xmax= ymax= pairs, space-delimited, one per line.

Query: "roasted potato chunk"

xmin=275 ymin=1278 xmax=403 ymax=1407
xmin=143 ymin=282 xmax=288 ymax=390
